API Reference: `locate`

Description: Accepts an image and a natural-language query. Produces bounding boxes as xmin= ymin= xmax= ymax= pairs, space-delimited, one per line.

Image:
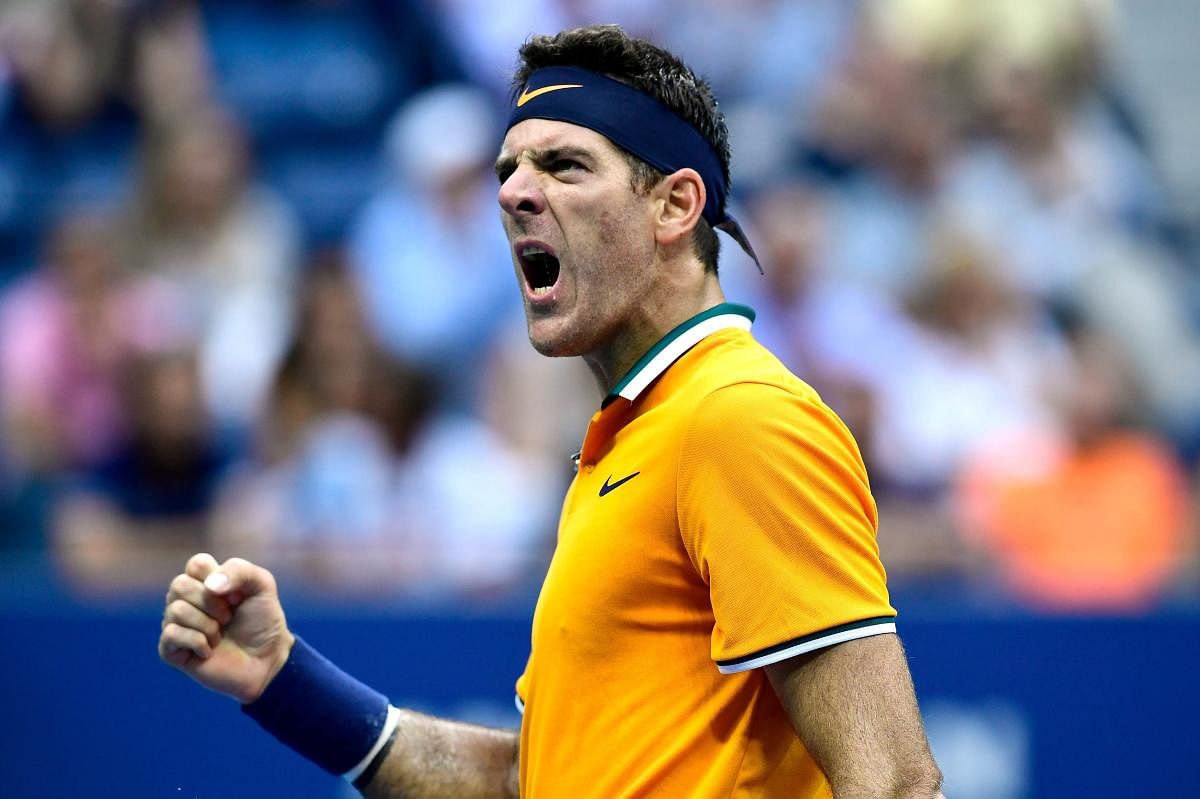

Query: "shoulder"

xmin=672 ymin=329 xmax=818 ymax=405
xmin=671 ymin=335 xmax=872 ymax=494
xmin=680 ymin=333 xmax=854 ymax=453
xmin=682 ymin=378 xmax=865 ymax=476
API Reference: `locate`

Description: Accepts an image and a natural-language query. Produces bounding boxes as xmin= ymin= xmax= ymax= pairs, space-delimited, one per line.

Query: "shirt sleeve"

xmin=676 ymin=382 xmax=896 ymax=674
xmin=515 ymin=662 xmax=529 ymax=714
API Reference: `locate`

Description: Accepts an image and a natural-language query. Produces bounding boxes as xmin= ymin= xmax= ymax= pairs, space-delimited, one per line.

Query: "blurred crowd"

xmin=0 ymin=0 xmax=1196 ymax=612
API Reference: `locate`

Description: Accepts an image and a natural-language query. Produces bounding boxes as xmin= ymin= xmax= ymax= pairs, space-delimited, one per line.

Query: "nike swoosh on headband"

xmin=516 ymin=83 xmax=584 ymax=107
xmin=508 ymin=66 xmax=763 ymax=272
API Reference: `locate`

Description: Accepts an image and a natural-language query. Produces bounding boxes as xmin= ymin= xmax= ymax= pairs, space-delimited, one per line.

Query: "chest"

xmin=531 ymin=411 xmax=711 ymax=659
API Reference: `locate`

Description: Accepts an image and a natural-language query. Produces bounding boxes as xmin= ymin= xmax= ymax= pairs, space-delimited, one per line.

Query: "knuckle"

xmin=169 ymin=574 xmax=191 ymax=595
xmin=166 ymin=599 xmax=190 ymax=621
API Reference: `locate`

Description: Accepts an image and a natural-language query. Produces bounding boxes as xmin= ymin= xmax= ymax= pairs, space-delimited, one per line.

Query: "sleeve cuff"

xmin=715 ymin=616 xmax=897 ymax=674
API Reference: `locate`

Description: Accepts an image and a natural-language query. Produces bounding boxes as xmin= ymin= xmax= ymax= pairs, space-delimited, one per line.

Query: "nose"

xmin=498 ymin=163 xmax=546 ymax=218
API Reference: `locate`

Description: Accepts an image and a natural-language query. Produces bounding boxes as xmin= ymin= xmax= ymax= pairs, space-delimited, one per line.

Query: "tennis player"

xmin=160 ymin=25 xmax=943 ymax=798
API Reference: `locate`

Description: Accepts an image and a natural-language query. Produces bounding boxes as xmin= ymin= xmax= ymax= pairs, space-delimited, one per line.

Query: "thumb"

xmin=204 ymin=557 xmax=277 ymax=600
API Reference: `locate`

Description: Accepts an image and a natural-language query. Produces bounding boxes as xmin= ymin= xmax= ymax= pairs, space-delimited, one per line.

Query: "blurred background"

xmin=0 ymin=0 xmax=1198 ymax=796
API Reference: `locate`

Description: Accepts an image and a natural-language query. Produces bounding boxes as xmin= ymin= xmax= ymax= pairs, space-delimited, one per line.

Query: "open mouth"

xmin=518 ymin=244 xmax=561 ymax=297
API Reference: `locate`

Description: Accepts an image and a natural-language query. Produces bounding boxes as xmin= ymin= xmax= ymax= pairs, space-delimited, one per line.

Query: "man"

xmin=159 ymin=24 xmax=943 ymax=798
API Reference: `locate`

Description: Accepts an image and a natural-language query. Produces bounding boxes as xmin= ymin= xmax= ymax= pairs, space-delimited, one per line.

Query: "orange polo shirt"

xmin=516 ymin=303 xmax=896 ymax=798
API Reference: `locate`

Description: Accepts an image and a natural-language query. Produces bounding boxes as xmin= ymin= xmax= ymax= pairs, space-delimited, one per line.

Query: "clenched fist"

xmin=158 ymin=553 xmax=295 ymax=704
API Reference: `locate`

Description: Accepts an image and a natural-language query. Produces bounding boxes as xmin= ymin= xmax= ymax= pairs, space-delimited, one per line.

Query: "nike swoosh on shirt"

xmin=516 ymin=83 xmax=583 ymax=107
xmin=599 ymin=472 xmax=641 ymax=497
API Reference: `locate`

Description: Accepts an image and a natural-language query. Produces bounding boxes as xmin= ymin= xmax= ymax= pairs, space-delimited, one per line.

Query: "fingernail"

xmin=205 ymin=572 xmax=229 ymax=592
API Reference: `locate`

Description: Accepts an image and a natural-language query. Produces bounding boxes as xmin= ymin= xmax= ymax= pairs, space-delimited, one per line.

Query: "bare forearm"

xmin=360 ymin=710 xmax=519 ymax=799
xmin=767 ymin=634 xmax=942 ymax=799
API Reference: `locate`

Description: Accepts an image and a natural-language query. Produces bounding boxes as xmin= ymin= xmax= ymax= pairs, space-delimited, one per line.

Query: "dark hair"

xmin=513 ymin=24 xmax=727 ymax=273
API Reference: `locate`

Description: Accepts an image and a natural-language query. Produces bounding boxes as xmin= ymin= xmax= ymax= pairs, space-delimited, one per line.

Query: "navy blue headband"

xmin=507 ymin=66 xmax=760 ymax=270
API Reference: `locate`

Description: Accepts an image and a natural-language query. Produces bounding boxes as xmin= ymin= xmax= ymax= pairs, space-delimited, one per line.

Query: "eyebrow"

xmin=493 ymin=154 xmax=516 ymax=181
xmin=494 ymin=146 xmax=595 ymax=180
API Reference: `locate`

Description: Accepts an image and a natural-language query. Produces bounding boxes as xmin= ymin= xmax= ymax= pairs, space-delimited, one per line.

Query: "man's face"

xmin=496 ymin=119 xmax=658 ymax=359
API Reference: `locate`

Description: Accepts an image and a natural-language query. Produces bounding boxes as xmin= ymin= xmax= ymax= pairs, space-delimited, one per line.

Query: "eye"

xmin=549 ymin=158 xmax=584 ymax=174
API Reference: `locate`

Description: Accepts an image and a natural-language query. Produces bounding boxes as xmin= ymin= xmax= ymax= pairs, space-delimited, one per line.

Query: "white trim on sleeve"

xmin=716 ymin=621 xmax=897 ymax=675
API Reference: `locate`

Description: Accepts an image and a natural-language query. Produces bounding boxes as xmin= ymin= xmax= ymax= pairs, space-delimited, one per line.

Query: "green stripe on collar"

xmin=606 ymin=303 xmax=755 ymax=404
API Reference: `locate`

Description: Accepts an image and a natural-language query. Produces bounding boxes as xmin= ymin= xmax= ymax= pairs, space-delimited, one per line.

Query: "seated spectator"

xmin=933 ymin=0 xmax=1200 ymax=449
xmin=956 ymin=325 xmax=1194 ymax=611
xmin=121 ymin=104 xmax=300 ymax=427
xmin=0 ymin=0 xmax=209 ymax=132
xmin=937 ymin=0 xmax=1164 ymax=300
xmin=796 ymin=0 xmax=966 ymax=297
xmin=0 ymin=209 xmax=143 ymax=552
xmin=212 ymin=254 xmax=558 ymax=598
xmin=52 ymin=345 xmax=236 ymax=593
xmin=868 ymin=224 xmax=1069 ymax=493
xmin=349 ymin=83 xmax=515 ymax=412
xmin=0 ymin=210 xmax=132 ymax=477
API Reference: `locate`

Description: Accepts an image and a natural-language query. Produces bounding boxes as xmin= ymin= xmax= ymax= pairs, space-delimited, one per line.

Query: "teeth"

xmin=531 ymin=285 xmax=552 ymax=296
xmin=521 ymin=246 xmax=547 ymax=258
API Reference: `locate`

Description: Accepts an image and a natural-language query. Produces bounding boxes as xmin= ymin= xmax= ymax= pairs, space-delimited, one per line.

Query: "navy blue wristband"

xmin=242 ymin=637 xmax=391 ymax=777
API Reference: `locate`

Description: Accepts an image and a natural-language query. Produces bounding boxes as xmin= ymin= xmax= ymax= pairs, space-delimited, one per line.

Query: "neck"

xmin=583 ymin=275 xmax=725 ymax=396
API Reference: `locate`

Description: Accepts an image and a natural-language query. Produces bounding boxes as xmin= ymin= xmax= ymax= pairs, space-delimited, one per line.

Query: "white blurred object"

xmin=400 ymin=413 xmax=558 ymax=593
xmin=385 ymin=83 xmax=497 ymax=190
xmin=288 ymin=414 xmax=394 ymax=541
xmin=434 ymin=0 xmax=571 ymax=92
xmin=924 ymin=698 xmax=1031 ymax=799
xmin=724 ymin=100 xmax=793 ymax=190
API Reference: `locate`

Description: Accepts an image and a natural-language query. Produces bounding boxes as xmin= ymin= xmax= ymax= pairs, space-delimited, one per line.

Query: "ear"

xmin=653 ymin=168 xmax=706 ymax=249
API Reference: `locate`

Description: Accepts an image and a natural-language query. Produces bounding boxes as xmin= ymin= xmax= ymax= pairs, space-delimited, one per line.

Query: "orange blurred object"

xmin=959 ymin=431 xmax=1192 ymax=611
